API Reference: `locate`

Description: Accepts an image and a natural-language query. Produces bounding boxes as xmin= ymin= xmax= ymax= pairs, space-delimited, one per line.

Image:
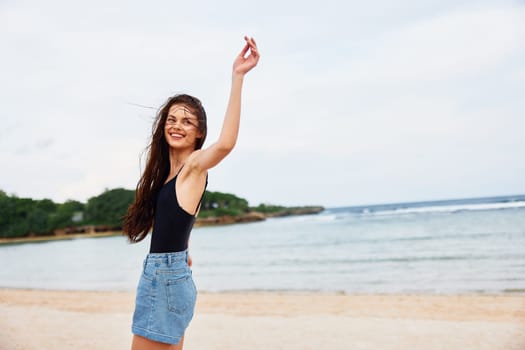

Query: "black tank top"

xmin=149 ymin=169 xmax=207 ymax=253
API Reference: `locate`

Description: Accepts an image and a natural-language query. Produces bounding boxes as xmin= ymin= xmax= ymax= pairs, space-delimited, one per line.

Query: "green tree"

xmin=84 ymin=188 xmax=135 ymax=226
xmin=0 ymin=193 xmax=46 ymax=237
xmin=0 ymin=191 xmax=23 ymax=237
xmin=250 ymin=203 xmax=286 ymax=213
xmin=48 ymin=200 xmax=85 ymax=230
xmin=27 ymin=208 xmax=50 ymax=235
xmin=199 ymin=191 xmax=249 ymax=217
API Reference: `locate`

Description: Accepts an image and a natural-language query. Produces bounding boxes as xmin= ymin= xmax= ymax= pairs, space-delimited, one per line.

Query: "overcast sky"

xmin=1 ymin=0 xmax=524 ymax=208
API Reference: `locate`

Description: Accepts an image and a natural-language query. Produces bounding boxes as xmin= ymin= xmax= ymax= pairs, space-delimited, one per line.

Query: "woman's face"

xmin=164 ymin=104 xmax=203 ymax=150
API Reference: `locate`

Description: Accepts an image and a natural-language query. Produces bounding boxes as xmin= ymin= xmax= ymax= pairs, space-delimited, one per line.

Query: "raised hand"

xmin=233 ymin=36 xmax=260 ymax=76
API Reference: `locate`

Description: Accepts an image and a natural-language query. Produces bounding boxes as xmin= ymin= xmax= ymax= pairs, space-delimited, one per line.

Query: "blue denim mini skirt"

xmin=131 ymin=250 xmax=197 ymax=345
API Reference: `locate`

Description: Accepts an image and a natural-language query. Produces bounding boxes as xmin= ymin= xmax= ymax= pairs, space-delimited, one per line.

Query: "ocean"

xmin=1 ymin=194 xmax=524 ymax=294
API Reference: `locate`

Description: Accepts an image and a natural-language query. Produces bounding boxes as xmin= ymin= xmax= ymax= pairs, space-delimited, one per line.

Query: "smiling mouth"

xmin=169 ymin=132 xmax=184 ymax=139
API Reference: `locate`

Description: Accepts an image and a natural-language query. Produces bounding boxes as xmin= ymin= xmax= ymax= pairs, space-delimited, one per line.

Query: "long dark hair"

xmin=124 ymin=94 xmax=207 ymax=243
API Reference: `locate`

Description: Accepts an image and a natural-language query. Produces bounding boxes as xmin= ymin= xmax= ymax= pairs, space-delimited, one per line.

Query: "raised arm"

xmin=193 ymin=36 xmax=260 ymax=170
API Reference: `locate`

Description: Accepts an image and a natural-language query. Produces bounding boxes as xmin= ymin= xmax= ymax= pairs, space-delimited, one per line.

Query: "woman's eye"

xmin=183 ymin=118 xmax=191 ymax=126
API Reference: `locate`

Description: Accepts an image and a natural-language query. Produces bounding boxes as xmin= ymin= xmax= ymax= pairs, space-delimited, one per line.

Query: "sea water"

xmin=1 ymin=195 xmax=524 ymax=294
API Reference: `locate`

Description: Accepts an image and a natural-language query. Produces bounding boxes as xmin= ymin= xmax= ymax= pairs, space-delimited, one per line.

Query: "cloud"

xmin=1 ymin=1 xmax=524 ymax=206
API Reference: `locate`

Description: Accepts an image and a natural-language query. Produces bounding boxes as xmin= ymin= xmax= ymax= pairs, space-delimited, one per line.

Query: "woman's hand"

xmin=188 ymin=253 xmax=193 ymax=267
xmin=190 ymin=36 xmax=258 ymax=171
xmin=233 ymin=36 xmax=260 ymax=76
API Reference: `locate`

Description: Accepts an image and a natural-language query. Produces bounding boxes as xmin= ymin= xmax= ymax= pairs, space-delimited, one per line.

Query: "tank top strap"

xmin=175 ymin=164 xmax=185 ymax=177
xmin=194 ymin=173 xmax=208 ymax=213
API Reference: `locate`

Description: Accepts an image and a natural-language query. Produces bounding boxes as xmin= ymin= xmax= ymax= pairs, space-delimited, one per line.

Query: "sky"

xmin=1 ymin=0 xmax=524 ymax=208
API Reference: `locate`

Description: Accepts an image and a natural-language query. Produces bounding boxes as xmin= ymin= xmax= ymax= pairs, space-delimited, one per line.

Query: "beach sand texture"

xmin=0 ymin=289 xmax=524 ymax=350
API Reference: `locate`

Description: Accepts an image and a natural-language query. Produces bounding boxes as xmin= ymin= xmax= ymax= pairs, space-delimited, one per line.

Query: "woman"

xmin=124 ymin=36 xmax=259 ymax=350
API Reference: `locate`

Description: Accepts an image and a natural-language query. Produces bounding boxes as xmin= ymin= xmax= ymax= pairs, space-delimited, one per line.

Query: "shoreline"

xmin=0 ymin=207 xmax=325 ymax=245
xmin=1 ymin=288 xmax=524 ymax=349
xmin=0 ymin=231 xmax=123 ymax=245
xmin=3 ymin=285 xmax=525 ymax=296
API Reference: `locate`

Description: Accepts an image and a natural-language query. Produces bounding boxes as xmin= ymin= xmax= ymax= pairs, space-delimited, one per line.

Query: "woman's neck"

xmin=168 ymin=147 xmax=193 ymax=176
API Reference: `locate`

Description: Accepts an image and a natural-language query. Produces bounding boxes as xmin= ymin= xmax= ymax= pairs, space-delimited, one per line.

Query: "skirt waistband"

xmin=144 ymin=250 xmax=188 ymax=267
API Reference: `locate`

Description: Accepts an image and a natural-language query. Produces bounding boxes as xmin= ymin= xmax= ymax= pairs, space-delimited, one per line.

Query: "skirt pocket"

xmin=164 ymin=274 xmax=197 ymax=315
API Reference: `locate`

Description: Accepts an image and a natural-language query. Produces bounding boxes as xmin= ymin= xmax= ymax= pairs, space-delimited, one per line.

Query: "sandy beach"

xmin=0 ymin=289 xmax=524 ymax=350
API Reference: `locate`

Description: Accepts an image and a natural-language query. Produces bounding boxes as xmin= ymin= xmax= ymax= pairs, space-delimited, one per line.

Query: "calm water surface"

xmin=1 ymin=196 xmax=524 ymax=294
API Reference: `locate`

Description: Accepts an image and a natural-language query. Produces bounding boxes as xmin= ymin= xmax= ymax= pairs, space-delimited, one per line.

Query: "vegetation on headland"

xmin=0 ymin=189 xmax=324 ymax=240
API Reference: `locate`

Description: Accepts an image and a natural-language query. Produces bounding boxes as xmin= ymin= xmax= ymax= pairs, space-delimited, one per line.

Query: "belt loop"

xmin=168 ymin=254 xmax=172 ymax=267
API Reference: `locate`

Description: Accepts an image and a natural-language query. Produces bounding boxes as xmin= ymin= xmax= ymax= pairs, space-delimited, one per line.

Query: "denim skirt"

xmin=131 ymin=250 xmax=197 ymax=345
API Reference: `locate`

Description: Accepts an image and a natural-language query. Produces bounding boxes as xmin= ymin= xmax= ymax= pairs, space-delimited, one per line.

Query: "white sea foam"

xmin=365 ymin=201 xmax=525 ymax=216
